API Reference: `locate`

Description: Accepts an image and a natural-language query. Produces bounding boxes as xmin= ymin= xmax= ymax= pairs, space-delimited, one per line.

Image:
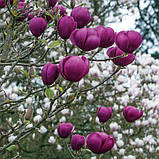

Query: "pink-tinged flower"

xmin=123 ymin=106 xmax=144 ymax=122
xmin=41 ymin=63 xmax=59 ymax=85
xmin=0 ymin=0 xmax=5 ymax=8
xmin=58 ymin=16 xmax=77 ymax=39
xmin=48 ymin=0 xmax=58 ymax=7
xmin=27 ymin=14 xmax=34 ymax=21
xmin=57 ymin=123 xmax=73 ymax=138
xmin=71 ymin=134 xmax=85 ymax=150
xmin=71 ymin=6 xmax=91 ymax=28
xmin=107 ymin=47 xmax=135 ymax=66
xmin=86 ymin=132 xmax=115 ymax=154
xmin=97 ymin=107 xmax=112 ymax=123
xmin=95 ymin=25 xmax=115 ymax=48
xmin=52 ymin=5 xmax=66 ymax=17
xmin=70 ymin=28 xmax=100 ymax=51
xmin=59 ymin=56 xmax=89 ymax=82
xmin=115 ymin=30 xmax=142 ymax=53
xmin=29 ymin=17 xmax=47 ymax=37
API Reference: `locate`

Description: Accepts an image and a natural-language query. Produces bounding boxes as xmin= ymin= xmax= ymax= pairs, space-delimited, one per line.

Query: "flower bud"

xmin=25 ymin=106 xmax=33 ymax=120
xmin=0 ymin=0 xmax=5 ymax=8
xmin=70 ymin=28 xmax=100 ymax=51
xmin=57 ymin=16 xmax=77 ymax=39
xmin=28 ymin=14 xmax=34 ymax=21
xmin=17 ymin=2 xmax=28 ymax=21
xmin=29 ymin=17 xmax=47 ymax=37
xmin=97 ymin=107 xmax=112 ymax=123
xmin=71 ymin=134 xmax=85 ymax=150
xmin=71 ymin=6 xmax=91 ymax=28
xmin=95 ymin=26 xmax=115 ymax=48
xmin=123 ymin=106 xmax=143 ymax=122
xmin=48 ymin=0 xmax=58 ymax=7
xmin=52 ymin=5 xmax=66 ymax=17
xmin=86 ymin=132 xmax=115 ymax=154
xmin=41 ymin=63 xmax=59 ymax=85
xmin=57 ymin=123 xmax=73 ymax=138
xmin=107 ymin=47 xmax=135 ymax=66
xmin=59 ymin=56 xmax=89 ymax=82
xmin=115 ymin=30 xmax=142 ymax=53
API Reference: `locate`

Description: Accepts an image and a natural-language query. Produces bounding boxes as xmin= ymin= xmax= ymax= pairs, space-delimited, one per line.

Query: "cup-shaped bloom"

xmin=123 ymin=106 xmax=144 ymax=122
xmin=58 ymin=16 xmax=77 ymax=39
xmin=86 ymin=132 xmax=115 ymax=154
xmin=59 ymin=56 xmax=89 ymax=82
xmin=107 ymin=47 xmax=135 ymax=66
xmin=95 ymin=26 xmax=115 ymax=48
xmin=0 ymin=0 xmax=5 ymax=8
xmin=71 ymin=6 xmax=91 ymax=28
xmin=70 ymin=28 xmax=100 ymax=51
xmin=17 ymin=2 xmax=28 ymax=21
xmin=115 ymin=30 xmax=142 ymax=53
xmin=57 ymin=123 xmax=73 ymax=138
xmin=97 ymin=107 xmax=112 ymax=123
xmin=41 ymin=63 xmax=59 ymax=85
xmin=48 ymin=0 xmax=58 ymax=7
xmin=52 ymin=5 xmax=66 ymax=17
xmin=71 ymin=134 xmax=85 ymax=150
xmin=29 ymin=17 xmax=47 ymax=37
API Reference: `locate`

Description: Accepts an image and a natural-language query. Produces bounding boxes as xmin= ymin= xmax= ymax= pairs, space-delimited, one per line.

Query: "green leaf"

xmin=48 ymin=40 xmax=61 ymax=48
xmin=58 ymin=86 xmax=63 ymax=92
xmin=7 ymin=145 xmax=16 ymax=151
xmin=45 ymin=88 xmax=54 ymax=99
xmin=40 ymin=39 xmax=48 ymax=45
xmin=17 ymin=68 xmax=29 ymax=77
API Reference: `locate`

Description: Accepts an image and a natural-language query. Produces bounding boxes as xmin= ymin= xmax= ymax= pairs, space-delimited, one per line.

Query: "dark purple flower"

xmin=57 ymin=123 xmax=73 ymax=138
xmin=95 ymin=25 xmax=115 ymax=48
xmin=71 ymin=6 xmax=91 ymax=28
xmin=97 ymin=107 xmax=112 ymax=123
xmin=58 ymin=16 xmax=77 ymax=39
xmin=107 ymin=47 xmax=135 ymax=66
xmin=59 ymin=56 xmax=89 ymax=82
xmin=71 ymin=134 xmax=85 ymax=150
xmin=17 ymin=2 xmax=28 ymax=21
xmin=28 ymin=14 xmax=34 ymax=21
xmin=48 ymin=0 xmax=58 ymax=7
xmin=86 ymin=132 xmax=115 ymax=154
xmin=115 ymin=30 xmax=142 ymax=53
xmin=52 ymin=5 xmax=66 ymax=17
xmin=41 ymin=63 xmax=59 ymax=85
xmin=29 ymin=17 xmax=47 ymax=37
xmin=123 ymin=106 xmax=144 ymax=122
xmin=70 ymin=28 xmax=100 ymax=51
xmin=0 ymin=0 xmax=5 ymax=8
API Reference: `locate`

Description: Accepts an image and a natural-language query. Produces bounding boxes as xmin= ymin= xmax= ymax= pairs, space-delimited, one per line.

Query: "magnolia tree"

xmin=0 ymin=0 xmax=158 ymax=159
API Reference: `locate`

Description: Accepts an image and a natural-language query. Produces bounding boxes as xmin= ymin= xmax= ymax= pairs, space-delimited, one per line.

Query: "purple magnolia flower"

xmin=123 ymin=106 xmax=144 ymax=122
xmin=95 ymin=25 xmax=115 ymax=48
xmin=0 ymin=0 xmax=5 ymax=8
xmin=41 ymin=63 xmax=59 ymax=85
xmin=86 ymin=132 xmax=115 ymax=154
xmin=115 ymin=30 xmax=142 ymax=53
xmin=17 ymin=2 xmax=28 ymax=21
xmin=59 ymin=56 xmax=89 ymax=82
xmin=71 ymin=6 xmax=91 ymax=28
xmin=71 ymin=134 xmax=85 ymax=150
xmin=107 ymin=47 xmax=135 ymax=66
xmin=48 ymin=0 xmax=58 ymax=7
xmin=52 ymin=5 xmax=66 ymax=17
xmin=70 ymin=28 xmax=100 ymax=51
xmin=97 ymin=107 xmax=112 ymax=123
xmin=27 ymin=14 xmax=34 ymax=21
xmin=29 ymin=17 xmax=47 ymax=37
xmin=57 ymin=123 xmax=73 ymax=138
xmin=58 ymin=16 xmax=77 ymax=39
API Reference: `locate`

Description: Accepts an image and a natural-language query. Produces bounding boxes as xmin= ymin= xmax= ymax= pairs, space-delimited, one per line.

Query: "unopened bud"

xmin=25 ymin=106 xmax=33 ymax=120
